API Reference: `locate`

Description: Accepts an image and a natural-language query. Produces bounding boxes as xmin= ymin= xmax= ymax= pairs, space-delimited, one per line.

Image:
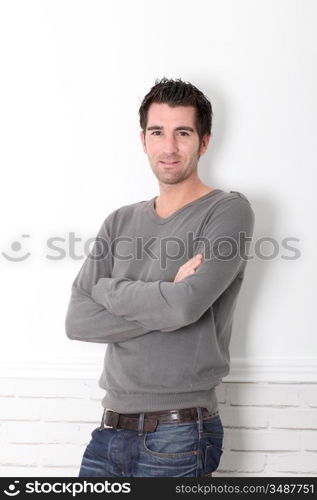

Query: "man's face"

xmin=140 ymin=103 xmax=210 ymax=185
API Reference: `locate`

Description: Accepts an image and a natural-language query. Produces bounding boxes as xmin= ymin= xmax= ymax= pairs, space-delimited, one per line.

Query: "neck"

xmin=155 ymin=176 xmax=214 ymax=215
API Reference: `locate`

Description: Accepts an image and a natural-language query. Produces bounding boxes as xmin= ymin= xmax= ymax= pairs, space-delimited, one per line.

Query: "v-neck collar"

xmin=146 ymin=189 xmax=223 ymax=224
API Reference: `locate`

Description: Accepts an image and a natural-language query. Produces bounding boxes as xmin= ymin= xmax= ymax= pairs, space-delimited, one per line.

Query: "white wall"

xmin=0 ymin=0 xmax=316 ymax=476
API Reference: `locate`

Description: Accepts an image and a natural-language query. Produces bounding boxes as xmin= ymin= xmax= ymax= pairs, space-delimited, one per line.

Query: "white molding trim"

xmin=0 ymin=356 xmax=317 ymax=382
xmin=227 ymin=357 xmax=317 ymax=383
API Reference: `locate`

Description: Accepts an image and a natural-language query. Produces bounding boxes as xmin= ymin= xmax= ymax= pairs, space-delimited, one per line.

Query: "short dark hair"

xmin=139 ymin=77 xmax=213 ymax=142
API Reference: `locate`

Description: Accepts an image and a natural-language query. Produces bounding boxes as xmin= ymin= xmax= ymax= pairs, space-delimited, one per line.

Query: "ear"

xmin=199 ymin=133 xmax=211 ymax=156
xmin=140 ymin=130 xmax=146 ymax=153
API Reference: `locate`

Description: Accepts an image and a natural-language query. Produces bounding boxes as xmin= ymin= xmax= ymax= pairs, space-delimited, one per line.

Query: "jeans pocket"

xmin=142 ymin=422 xmax=199 ymax=458
xmin=202 ymin=438 xmax=223 ymax=475
xmin=201 ymin=415 xmax=224 ymax=475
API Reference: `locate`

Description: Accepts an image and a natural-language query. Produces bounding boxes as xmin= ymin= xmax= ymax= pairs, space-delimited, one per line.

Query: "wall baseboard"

xmin=0 ymin=356 xmax=316 ymax=382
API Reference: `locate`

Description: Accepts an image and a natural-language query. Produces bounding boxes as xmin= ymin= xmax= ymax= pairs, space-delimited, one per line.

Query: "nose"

xmin=162 ymin=133 xmax=179 ymax=154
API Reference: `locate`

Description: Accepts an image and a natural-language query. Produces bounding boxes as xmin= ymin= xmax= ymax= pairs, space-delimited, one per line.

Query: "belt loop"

xmin=138 ymin=412 xmax=145 ymax=436
xmin=98 ymin=408 xmax=106 ymax=431
xmin=196 ymin=407 xmax=203 ymax=438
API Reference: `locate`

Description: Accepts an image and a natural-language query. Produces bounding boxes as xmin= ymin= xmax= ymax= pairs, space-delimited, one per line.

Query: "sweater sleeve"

xmin=65 ymin=210 xmax=152 ymax=343
xmin=91 ymin=197 xmax=255 ymax=332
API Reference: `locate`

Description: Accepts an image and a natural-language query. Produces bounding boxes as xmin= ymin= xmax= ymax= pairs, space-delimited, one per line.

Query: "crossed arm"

xmin=65 ymin=210 xmax=150 ymax=343
xmin=65 ymin=198 xmax=254 ymax=343
xmin=65 ymin=252 xmax=201 ymax=343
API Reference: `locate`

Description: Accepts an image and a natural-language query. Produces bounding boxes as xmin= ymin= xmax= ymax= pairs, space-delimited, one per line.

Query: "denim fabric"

xmin=78 ymin=409 xmax=224 ymax=477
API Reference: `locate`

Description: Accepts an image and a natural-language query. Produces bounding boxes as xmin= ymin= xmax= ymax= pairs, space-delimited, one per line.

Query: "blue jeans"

xmin=78 ymin=408 xmax=224 ymax=477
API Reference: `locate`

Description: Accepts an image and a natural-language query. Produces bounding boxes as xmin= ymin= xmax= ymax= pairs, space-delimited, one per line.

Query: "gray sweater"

xmin=65 ymin=189 xmax=255 ymax=413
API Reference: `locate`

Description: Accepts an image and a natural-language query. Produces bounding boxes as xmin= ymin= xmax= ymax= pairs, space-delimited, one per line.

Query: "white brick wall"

xmin=0 ymin=378 xmax=104 ymax=477
xmin=0 ymin=377 xmax=316 ymax=477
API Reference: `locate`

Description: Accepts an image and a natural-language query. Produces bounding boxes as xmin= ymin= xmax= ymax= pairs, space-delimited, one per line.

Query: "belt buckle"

xmin=169 ymin=410 xmax=182 ymax=422
xmin=108 ymin=411 xmax=120 ymax=429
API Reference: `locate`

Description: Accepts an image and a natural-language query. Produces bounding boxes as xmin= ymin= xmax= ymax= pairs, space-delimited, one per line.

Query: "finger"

xmin=174 ymin=268 xmax=196 ymax=283
xmin=192 ymin=262 xmax=201 ymax=269
xmin=192 ymin=255 xmax=203 ymax=269
xmin=182 ymin=254 xmax=203 ymax=271
xmin=192 ymin=254 xmax=203 ymax=262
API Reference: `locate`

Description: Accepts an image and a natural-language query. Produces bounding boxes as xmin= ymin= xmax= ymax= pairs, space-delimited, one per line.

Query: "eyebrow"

xmin=146 ymin=125 xmax=195 ymax=132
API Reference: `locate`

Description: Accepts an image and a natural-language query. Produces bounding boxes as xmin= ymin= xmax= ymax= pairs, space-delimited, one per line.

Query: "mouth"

xmin=159 ymin=161 xmax=180 ymax=166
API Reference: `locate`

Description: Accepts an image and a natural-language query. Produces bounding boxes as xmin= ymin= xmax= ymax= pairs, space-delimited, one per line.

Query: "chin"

xmin=159 ymin=175 xmax=187 ymax=185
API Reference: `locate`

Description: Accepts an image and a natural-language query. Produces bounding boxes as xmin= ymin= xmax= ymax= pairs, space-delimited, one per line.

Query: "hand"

xmin=173 ymin=254 xmax=203 ymax=283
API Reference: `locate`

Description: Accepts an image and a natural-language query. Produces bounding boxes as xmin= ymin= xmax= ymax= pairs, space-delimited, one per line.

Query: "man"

xmin=65 ymin=77 xmax=255 ymax=477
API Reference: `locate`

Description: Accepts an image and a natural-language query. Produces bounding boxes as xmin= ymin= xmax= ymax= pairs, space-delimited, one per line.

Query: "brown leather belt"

xmin=99 ymin=407 xmax=219 ymax=433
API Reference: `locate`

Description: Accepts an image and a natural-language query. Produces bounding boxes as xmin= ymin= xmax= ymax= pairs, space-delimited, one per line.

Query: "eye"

xmin=178 ymin=131 xmax=190 ymax=136
xmin=151 ymin=131 xmax=161 ymax=136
